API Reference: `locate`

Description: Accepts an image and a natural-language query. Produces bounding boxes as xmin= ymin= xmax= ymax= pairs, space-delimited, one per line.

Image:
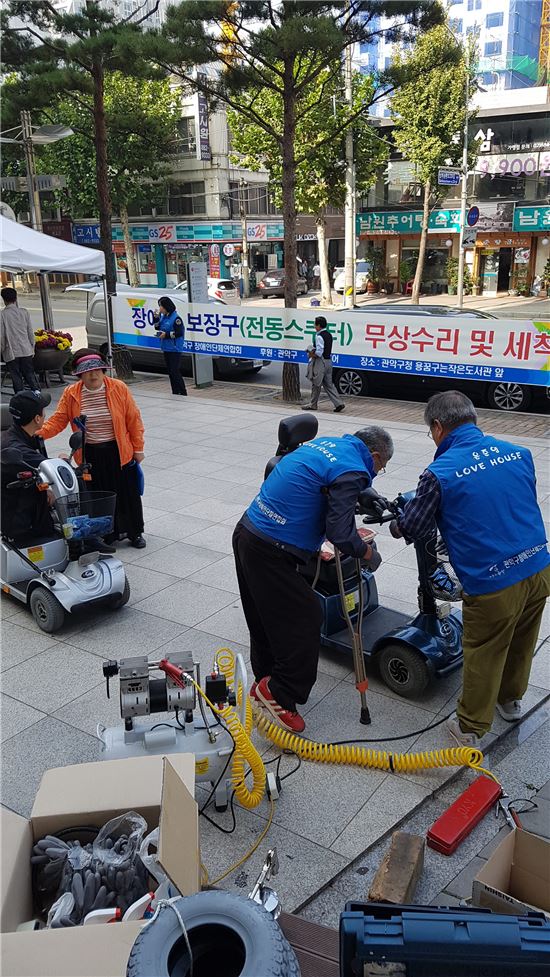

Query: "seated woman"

xmin=1 ymin=391 xmax=55 ymax=541
xmin=39 ymin=349 xmax=146 ymax=549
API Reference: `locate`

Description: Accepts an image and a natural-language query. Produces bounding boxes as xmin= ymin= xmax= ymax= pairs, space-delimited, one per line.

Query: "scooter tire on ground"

xmin=377 ymin=642 xmax=430 ymax=698
xmin=126 ymin=891 xmax=301 ymax=977
xmin=108 ymin=576 xmax=130 ymax=610
xmin=29 ymin=585 xmax=65 ymax=633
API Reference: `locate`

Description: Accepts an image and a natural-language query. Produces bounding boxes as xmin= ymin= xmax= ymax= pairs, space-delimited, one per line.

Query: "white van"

xmin=75 ymin=286 xmax=267 ymax=379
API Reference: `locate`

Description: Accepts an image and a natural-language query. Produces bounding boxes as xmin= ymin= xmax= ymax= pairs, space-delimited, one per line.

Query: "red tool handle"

xmin=158 ymin=659 xmax=185 ymax=687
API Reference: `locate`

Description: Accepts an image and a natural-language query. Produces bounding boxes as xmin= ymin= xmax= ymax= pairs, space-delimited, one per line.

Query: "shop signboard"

xmin=112 ymin=296 xmax=549 ymax=388
xmin=357 ymin=209 xmax=461 ymax=235
xmin=246 ymin=221 xmax=284 ymax=241
xmin=475 ymin=151 xmax=550 ymax=177
xmin=209 ymin=243 xmax=221 ymax=277
xmin=438 ymin=167 xmax=461 ymax=186
xmin=73 ymin=223 xmax=100 ymax=245
xmin=513 ymin=205 xmax=550 ymax=233
xmin=73 ymin=222 xmax=243 ymax=246
xmin=195 ymin=74 xmax=211 ymax=162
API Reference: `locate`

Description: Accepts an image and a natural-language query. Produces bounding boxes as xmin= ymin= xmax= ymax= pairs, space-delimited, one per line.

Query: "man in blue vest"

xmin=391 ymin=390 xmax=550 ymax=747
xmin=232 ymin=426 xmax=393 ymax=732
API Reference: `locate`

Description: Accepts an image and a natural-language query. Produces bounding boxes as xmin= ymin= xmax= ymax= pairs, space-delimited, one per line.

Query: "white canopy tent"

xmin=0 ymin=215 xmax=113 ymax=361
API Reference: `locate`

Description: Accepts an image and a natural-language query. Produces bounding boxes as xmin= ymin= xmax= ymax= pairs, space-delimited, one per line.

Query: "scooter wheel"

xmin=29 ymin=586 xmax=65 ymax=633
xmin=108 ymin=576 xmax=130 ymax=610
xmin=377 ymin=643 xmax=430 ymax=698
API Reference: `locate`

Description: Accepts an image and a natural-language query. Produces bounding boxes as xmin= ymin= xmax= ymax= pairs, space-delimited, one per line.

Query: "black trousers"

xmin=7 ymin=356 xmax=39 ymax=393
xmin=86 ymin=440 xmax=144 ymax=540
xmin=232 ymin=521 xmax=323 ymax=710
xmin=163 ymin=351 xmax=187 ymax=395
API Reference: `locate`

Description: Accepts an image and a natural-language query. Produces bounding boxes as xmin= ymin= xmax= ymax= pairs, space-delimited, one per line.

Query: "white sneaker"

xmin=447 ymin=714 xmax=490 ymax=750
xmin=496 ymin=700 xmax=522 ymax=722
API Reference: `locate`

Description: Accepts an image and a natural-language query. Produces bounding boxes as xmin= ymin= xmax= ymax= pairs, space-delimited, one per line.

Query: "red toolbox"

xmin=427 ymin=774 xmax=502 ymax=855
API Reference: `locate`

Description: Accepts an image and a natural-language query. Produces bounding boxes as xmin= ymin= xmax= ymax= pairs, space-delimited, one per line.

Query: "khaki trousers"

xmin=457 ymin=564 xmax=550 ymax=735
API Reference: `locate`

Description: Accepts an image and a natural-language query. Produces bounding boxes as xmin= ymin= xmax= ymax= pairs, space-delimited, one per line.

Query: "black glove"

xmin=363 ymin=540 xmax=382 ymax=572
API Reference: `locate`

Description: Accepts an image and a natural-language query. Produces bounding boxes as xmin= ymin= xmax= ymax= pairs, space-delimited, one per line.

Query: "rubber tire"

xmin=377 ymin=643 xmax=430 ymax=698
xmin=108 ymin=576 xmax=130 ymax=610
xmin=29 ymin=586 xmax=65 ymax=633
xmin=334 ymin=368 xmax=367 ymax=397
xmin=126 ymin=892 xmax=300 ymax=977
xmin=486 ymin=381 xmax=532 ymax=413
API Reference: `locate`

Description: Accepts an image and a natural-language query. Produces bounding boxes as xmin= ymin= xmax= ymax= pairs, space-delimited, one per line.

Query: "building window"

xmin=486 ymin=11 xmax=503 ymax=28
xmin=484 ymin=40 xmax=502 ymax=56
xmin=177 ymin=117 xmax=197 ymax=157
xmin=450 ymin=18 xmax=463 ymax=32
xmin=466 ymin=24 xmax=479 ymax=35
xmin=449 ymin=0 xmax=462 ymax=5
xmin=467 ymin=0 xmax=473 ymax=9
xmin=168 ymin=181 xmax=206 ymax=216
xmin=475 ymin=0 xmax=481 ymax=8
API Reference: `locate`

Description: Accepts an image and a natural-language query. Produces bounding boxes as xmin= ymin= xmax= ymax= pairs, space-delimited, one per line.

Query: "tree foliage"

xmin=2 ymin=0 xmax=166 ymax=292
xmin=227 ymin=66 xmax=387 ymax=215
xmin=389 ymin=24 xmax=474 ymax=303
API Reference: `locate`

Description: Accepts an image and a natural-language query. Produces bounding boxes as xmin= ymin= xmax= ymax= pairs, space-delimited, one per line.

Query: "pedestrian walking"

xmin=302 ymin=315 xmax=345 ymax=413
xmin=391 ymin=390 xmax=550 ymax=747
xmin=233 ymin=426 xmax=390 ymax=732
xmin=312 ymin=262 xmax=321 ymax=289
xmin=40 ymin=348 xmax=146 ymax=549
xmin=153 ymin=296 xmax=187 ymax=396
xmin=0 ymin=286 xmax=41 ymax=394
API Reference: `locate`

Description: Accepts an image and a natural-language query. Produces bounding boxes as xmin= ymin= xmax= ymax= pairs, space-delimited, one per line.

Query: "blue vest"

xmin=428 ymin=424 xmax=549 ymax=596
xmin=246 ymin=434 xmax=375 ymax=553
xmin=158 ymin=310 xmax=184 ymax=352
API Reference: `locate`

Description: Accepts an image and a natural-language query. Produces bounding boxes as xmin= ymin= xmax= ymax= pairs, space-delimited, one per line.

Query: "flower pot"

xmin=448 ymin=285 xmax=457 ymax=295
xmin=366 ymin=280 xmax=378 ymax=294
xmin=33 ymin=348 xmax=70 ymax=387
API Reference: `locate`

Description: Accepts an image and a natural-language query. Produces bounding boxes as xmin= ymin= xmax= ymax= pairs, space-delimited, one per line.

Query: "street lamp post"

xmin=20 ymin=110 xmax=55 ymax=331
xmin=456 ymin=43 xmax=470 ymax=310
xmin=1 ymin=116 xmax=73 ymax=331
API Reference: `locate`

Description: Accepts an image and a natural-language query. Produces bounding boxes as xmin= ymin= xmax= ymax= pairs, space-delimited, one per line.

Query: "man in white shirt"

xmin=302 ymin=316 xmax=345 ymax=413
xmin=313 ymin=262 xmax=321 ymax=288
xmin=1 ymin=287 xmax=40 ymax=394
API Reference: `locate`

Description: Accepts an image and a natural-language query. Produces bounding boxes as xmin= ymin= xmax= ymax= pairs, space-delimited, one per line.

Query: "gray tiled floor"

xmin=1 ymin=383 xmax=548 ymax=912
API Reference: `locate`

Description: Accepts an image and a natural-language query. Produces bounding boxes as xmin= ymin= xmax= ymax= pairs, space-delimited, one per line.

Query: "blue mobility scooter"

xmin=265 ymin=414 xmax=463 ymax=703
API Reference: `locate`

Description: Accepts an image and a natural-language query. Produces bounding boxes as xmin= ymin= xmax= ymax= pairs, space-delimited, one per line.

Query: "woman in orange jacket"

xmin=40 ymin=349 xmax=146 ymax=549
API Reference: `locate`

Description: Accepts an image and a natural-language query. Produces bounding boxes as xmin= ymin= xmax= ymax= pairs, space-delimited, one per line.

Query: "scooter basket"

xmin=54 ymin=491 xmax=116 ymax=541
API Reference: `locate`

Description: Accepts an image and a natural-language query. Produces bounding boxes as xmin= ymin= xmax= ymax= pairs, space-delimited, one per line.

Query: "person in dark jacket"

xmin=391 ymin=390 xmax=550 ymax=747
xmin=232 ymin=426 xmax=393 ymax=732
xmin=302 ymin=315 xmax=345 ymax=413
xmin=1 ymin=390 xmax=54 ymax=540
xmin=153 ymin=296 xmax=187 ymax=396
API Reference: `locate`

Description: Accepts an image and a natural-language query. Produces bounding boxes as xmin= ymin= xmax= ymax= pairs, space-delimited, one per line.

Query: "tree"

xmin=389 ymin=25 xmax=474 ymax=304
xmin=148 ymin=0 xmax=444 ymax=400
xmin=33 ymin=73 xmax=181 ymax=286
xmin=2 ymin=0 xmax=164 ymax=293
xmin=227 ymin=66 xmax=388 ymax=308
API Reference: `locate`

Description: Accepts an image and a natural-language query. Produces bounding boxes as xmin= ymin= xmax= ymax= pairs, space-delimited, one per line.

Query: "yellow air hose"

xmin=187 ymin=661 xmax=265 ymax=810
xmin=215 ymin=649 xmax=498 ymax=784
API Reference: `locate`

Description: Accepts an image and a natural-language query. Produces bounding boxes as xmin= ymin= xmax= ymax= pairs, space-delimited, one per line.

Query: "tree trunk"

xmin=281 ymin=56 xmax=301 ymax=402
xmin=316 ymin=215 xmax=332 ymax=305
xmin=90 ymin=51 xmax=115 ymax=296
xmin=411 ymin=178 xmax=431 ymax=305
xmin=120 ymin=204 xmax=139 ymax=286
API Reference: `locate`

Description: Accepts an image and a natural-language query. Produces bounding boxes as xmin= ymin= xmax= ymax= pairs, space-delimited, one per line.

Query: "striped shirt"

xmin=81 ymin=384 xmax=115 ymax=444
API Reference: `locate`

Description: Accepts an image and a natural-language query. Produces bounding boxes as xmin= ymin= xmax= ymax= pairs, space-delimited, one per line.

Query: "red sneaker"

xmin=249 ymin=681 xmax=259 ymax=702
xmin=256 ymin=677 xmax=305 ymax=733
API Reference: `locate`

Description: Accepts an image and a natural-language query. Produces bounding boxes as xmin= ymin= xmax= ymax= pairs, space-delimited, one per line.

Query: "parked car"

xmin=174 ymin=277 xmax=241 ymax=305
xmin=333 ymin=260 xmax=373 ymax=295
xmin=331 ymin=305 xmax=547 ymax=413
xmin=257 ymin=268 xmax=308 ymax=298
xmin=71 ymin=287 xmax=268 ymax=379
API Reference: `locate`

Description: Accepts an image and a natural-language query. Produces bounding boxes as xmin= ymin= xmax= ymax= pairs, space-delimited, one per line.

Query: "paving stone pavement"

xmin=1 ymin=380 xmax=549 ymax=912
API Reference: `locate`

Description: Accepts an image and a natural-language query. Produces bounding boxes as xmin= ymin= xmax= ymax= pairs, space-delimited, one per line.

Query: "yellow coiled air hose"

xmin=215 ymin=649 xmax=497 ymax=783
xmin=188 ymin=662 xmax=265 ymax=810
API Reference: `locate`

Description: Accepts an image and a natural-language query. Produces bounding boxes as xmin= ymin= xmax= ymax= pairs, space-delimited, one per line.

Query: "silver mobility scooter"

xmin=1 ymin=405 xmax=129 ymax=632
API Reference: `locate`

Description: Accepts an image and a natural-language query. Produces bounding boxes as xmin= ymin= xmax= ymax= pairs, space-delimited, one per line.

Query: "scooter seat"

xmin=3 ymin=531 xmax=64 ymax=548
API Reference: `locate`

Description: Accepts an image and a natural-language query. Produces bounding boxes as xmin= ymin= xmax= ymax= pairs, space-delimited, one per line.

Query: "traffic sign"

xmin=467 ymin=206 xmax=480 ymax=227
xmin=462 ymin=228 xmax=477 ymax=246
xmin=438 ymin=167 xmax=460 ymax=186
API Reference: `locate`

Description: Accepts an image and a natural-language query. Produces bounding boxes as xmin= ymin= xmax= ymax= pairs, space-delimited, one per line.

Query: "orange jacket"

xmin=39 ymin=376 xmax=144 ymax=467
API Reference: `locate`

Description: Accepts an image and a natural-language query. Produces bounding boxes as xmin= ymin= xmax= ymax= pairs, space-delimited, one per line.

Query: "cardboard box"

xmin=1 ymin=754 xmax=199 ymax=977
xmin=472 ymin=828 xmax=550 ymax=917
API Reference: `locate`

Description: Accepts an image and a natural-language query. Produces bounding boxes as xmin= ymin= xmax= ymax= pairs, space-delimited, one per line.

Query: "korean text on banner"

xmin=112 ymin=297 xmax=550 ymax=388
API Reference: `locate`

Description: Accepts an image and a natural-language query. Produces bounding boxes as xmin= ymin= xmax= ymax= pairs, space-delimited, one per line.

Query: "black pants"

xmin=163 ymin=351 xmax=187 ymax=395
xmin=232 ymin=521 xmax=323 ymax=710
xmin=7 ymin=356 xmax=39 ymax=393
xmin=86 ymin=440 xmax=144 ymax=540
